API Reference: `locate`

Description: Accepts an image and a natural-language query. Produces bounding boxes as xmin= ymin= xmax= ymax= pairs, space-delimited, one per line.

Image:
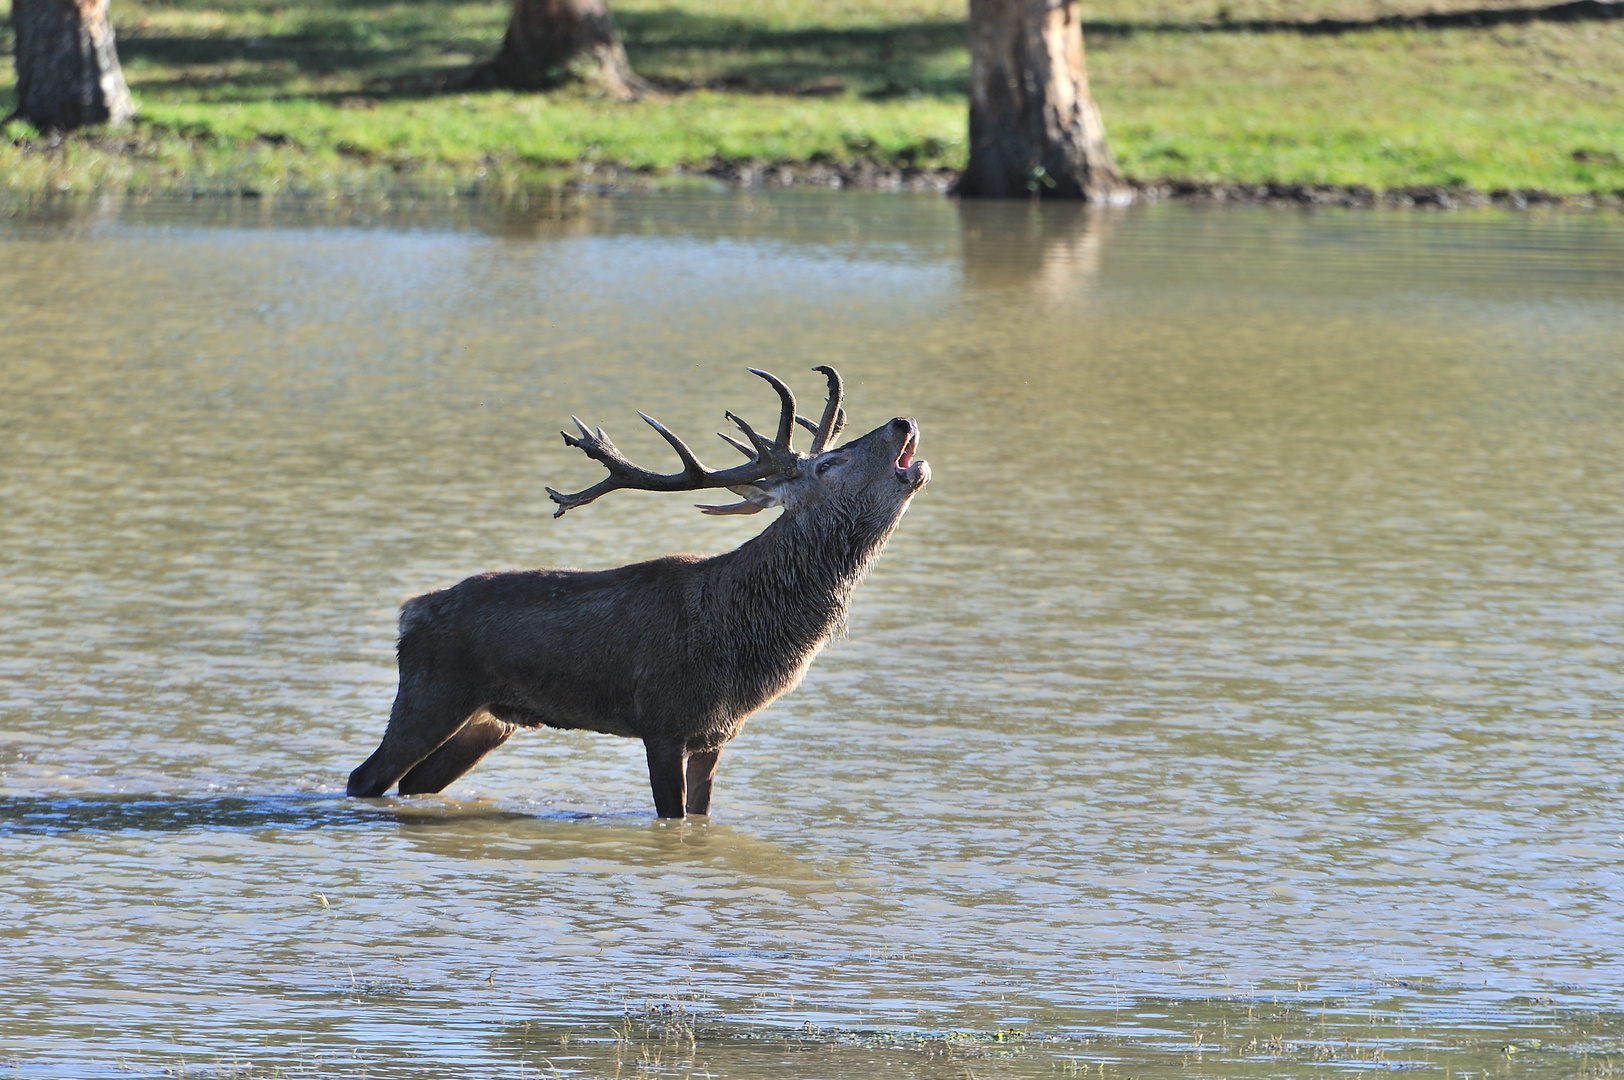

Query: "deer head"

xmin=546 ymin=366 xmax=930 ymax=522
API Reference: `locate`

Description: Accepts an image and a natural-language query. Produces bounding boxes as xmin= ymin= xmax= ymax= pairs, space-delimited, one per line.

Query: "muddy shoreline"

xmin=685 ymin=156 xmax=1624 ymax=209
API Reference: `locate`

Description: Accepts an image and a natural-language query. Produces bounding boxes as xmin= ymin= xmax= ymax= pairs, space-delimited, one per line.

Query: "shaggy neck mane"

xmin=706 ymin=500 xmax=901 ymax=655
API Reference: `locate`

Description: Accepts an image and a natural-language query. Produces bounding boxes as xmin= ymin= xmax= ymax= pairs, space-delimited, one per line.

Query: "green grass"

xmin=2 ymin=0 xmax=1622 ymax=197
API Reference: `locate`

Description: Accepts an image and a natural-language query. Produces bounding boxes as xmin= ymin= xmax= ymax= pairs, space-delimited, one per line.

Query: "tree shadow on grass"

xmin=114 ymin=9 xmax=973 ymax=103
xmin=119 ymin=35 xmax=404 ymax=70
xmin=611 ymin=9 xmax=969 ymax=97
xmin=114 ymin=29 xmax=486 ymax=100
xmin=1083 ymin=0 xmax=1623 ymax=36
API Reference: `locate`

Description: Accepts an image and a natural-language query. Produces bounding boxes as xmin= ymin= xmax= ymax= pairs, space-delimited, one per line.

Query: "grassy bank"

xmin=2 ymin=0 xmax=1622 ymax=198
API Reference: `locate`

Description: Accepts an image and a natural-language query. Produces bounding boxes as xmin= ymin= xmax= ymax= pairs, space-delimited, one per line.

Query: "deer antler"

xmin=807 ymin=365 xmax=845 ymax=454
xmin=546 ymin=368 xmax=802 ymax=518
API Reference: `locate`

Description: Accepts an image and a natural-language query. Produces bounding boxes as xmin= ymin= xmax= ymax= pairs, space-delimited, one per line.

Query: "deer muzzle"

xmin=891 ymin=418 xmax=929 ymax=490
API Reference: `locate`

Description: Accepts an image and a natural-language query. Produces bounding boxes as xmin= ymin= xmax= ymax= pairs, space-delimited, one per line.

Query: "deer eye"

xmin=816 ymin=456 xmax=846 ymax=476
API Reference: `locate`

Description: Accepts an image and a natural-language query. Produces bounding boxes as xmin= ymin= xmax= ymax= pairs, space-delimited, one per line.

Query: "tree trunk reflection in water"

xmin=959 ymin=0 xmax=1126 ymax=201
xmin=9 ymin=0 xmax=135 ymax=131
xmin=958 ymin=199 xmax=1119 ymax=302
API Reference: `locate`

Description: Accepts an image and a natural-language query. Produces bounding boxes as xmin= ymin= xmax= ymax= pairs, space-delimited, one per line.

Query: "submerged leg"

xmin=684 ymin=749 xmax=721 ymax=816
xmin=398 ymin=712 xmax=516 ymax=795
xmin=644 ymin=739 xmax=687 ymax=819
xmin=346 ymin=680 xmax=480 ymax=797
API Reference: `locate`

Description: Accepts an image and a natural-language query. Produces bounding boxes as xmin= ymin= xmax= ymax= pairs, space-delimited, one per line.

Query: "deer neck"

xmin=711 ymin=505 xmax=895 ymax=652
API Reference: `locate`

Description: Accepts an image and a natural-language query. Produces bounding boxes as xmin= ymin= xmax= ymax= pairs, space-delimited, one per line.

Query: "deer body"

xmin=346 ymin=368 xmax=928 ymax=817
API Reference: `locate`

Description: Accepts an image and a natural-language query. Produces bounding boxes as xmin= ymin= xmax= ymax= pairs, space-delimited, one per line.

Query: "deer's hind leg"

xmin=398 ymin=712 xmax=515 ymax=795
xmin=346 ymin=678 xmax=481 ymax=797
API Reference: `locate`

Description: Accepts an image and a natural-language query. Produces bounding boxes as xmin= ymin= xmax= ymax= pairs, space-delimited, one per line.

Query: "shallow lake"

xmin=2 ymin=192 xmax=1622 ymax=1079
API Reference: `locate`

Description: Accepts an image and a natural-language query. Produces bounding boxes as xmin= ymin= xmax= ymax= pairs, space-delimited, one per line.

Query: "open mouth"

xmin=894 ymin=431 xmax=918 ymax=476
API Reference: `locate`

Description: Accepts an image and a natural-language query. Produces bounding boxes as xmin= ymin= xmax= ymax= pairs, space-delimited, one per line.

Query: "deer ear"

xmin=727 ymin=483 xmax=784 ymax=508
xmin=696 ymin=483 xmax=783 ymax=516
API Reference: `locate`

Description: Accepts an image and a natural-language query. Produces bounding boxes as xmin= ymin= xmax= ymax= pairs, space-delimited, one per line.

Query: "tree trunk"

xmin=484 ymin=0 xmax=642 ymax=99
xmin=958 ymin=0 xmax=1125 ymax=200
xmin=10 ymin=0 xmax=136 ymax=132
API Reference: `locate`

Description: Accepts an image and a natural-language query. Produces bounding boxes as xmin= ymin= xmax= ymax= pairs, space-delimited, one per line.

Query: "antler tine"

xmin=695 ymin=499 xmax=767 ymax=516
xmin=725 ymin=411 xmax=774 ymax=456
xmin=717 ymin=431 xmax=756 ymax=458
xmin=747 ymin=368 xmax=798 ymax=455
xmin=545 ymin=477 xmax=621 ymax=518
xmin=546 ymin=420 xmax=661 ymax=517
xmin=639 ymin=413 xmax=706 ymax=476
xmin=795 ymin=415 xmax=819 ymax=436
xmin=808 ymin=365 xmax=845 ymax=454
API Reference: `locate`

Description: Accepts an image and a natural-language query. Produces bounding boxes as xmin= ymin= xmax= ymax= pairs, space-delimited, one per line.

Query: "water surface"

xmin=2 ymin=194 xmax=1622 ymax=1078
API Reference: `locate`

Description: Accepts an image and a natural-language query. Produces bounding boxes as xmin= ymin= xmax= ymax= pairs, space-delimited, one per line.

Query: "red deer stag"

xmin=345 ymin=367 xmax=929 ymax=817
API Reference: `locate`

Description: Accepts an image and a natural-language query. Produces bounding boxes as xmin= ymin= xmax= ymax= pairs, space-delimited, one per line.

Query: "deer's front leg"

xmin=644 ymin=740 xmax=687 ymax=819
xmin=685 ymin=749 xmax=720 ymax=816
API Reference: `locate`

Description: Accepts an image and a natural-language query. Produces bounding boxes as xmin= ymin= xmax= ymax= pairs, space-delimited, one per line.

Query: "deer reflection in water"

xmin=346 ymin=367 xmax=930 ymax=818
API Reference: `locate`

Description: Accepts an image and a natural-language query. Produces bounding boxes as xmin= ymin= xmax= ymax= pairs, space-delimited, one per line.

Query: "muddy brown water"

xmin=1 ymin=193 xmax=1622 ymax=1079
